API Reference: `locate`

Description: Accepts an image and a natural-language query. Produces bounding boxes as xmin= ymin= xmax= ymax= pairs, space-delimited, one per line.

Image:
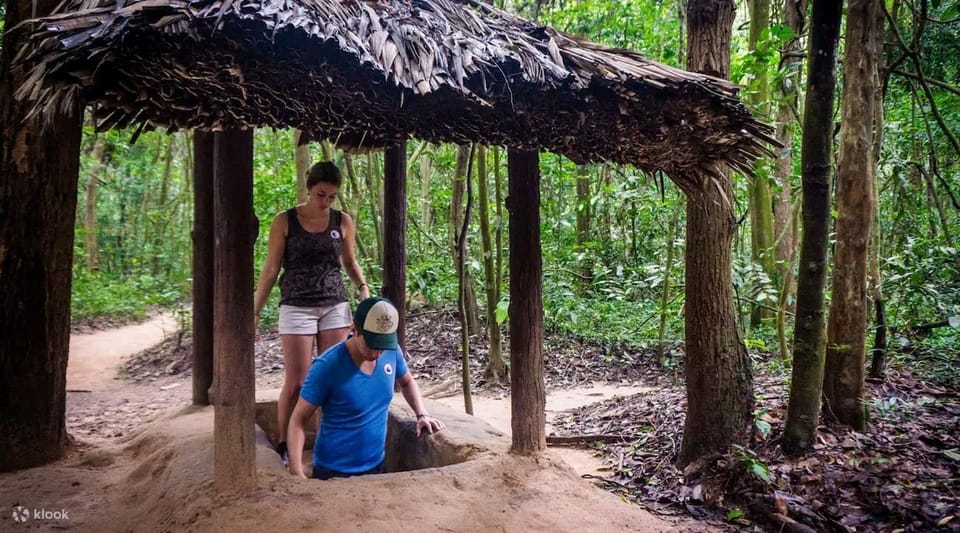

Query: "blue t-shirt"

xmin=300 ymin=341 xmax=409 ymax=473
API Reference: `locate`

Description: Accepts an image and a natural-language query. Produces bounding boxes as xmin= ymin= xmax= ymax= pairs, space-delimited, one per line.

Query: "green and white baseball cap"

xmin=354 ymin=297 xmax=399 ymax=350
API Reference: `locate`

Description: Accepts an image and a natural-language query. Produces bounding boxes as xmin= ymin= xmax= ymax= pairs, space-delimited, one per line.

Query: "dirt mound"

xmin=1 ymin=400 xmax=694 ymax=532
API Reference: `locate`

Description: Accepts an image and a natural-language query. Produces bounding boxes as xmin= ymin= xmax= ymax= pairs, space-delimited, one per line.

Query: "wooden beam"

xmin=382 ymin=142 xmax=408 ymax=346
xmin=507 ymin=148 xmax=546 ymax=454
xmin=192 ymin=131 xmax=214 ymax=406
xmin=213 ymin=128 xmax=256 ymax=491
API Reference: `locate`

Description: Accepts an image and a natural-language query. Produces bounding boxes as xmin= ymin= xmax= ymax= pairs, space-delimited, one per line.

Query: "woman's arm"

xmin=339 ymin=212 xmax=370 ymax=300
xmin=254 ymin=212 xmax=288 ymax=326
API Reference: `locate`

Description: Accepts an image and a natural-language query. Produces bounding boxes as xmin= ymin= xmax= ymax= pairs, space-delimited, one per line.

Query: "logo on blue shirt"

xmin=384 ymin=363 xmax=393 ymax=375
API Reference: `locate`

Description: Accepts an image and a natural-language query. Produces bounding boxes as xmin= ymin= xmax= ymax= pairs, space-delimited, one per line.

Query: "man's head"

xmin=352 ymin=297 xmax=399 ymax=358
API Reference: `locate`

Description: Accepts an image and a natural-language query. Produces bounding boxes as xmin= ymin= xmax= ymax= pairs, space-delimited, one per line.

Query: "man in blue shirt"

xmin=287 ymin=297 xmax=445 ymax=479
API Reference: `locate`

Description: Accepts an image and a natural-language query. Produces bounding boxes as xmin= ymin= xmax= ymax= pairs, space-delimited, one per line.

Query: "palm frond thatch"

xmin=14 ymin=0 xmax=776 ymax=181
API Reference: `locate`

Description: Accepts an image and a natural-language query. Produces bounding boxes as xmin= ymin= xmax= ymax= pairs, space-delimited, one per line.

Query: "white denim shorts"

xmin=278 ymin=302 xmax=352 ymax=335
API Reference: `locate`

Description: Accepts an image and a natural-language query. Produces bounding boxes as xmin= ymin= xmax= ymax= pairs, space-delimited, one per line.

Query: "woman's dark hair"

xmin=306 ymin=161 xmax=343 ymax=189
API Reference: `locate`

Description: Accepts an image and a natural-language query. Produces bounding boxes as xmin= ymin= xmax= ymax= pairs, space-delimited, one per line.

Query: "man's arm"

xmin=397 ymin=373 xmax=446 ymax=437
xmin=287 ymin=397 xmax=318 ymax=478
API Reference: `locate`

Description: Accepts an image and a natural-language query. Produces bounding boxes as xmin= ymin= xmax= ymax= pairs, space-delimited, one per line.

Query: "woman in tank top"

xmin=254 ymin=161 xmax=371 ymax=466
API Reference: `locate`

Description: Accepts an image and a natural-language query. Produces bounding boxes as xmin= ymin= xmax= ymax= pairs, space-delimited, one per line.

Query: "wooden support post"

xmin=507 ymin=148 xmax=546 ymax=454
xmin=213 ymin=128 xmax=256 ymax=491
xmin=0 ymin=0 xmax=83 ymax=470
xmin=192 ymin=132 xmax=214 ymax=406
xmin=382 ymin=142 xmax=408 ymax=346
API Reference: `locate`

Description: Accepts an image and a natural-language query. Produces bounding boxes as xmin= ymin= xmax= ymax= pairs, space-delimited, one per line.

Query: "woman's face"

xmin=308 ymin=182 xmax=340 ymax=210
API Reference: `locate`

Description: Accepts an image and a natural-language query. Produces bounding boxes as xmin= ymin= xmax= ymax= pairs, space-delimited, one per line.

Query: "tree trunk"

xmin=575 ymin=164 xmax=593 ymax=295
xmin=493 ymin=147 xmax=504 ymax=301
xmin=365 ymin=153 xmax=383 ymax=265
xmin=458 ymin=145 xmax=476 ymax=414
xmin=774 ymin=0 xmax=808 ymax=279
xmin=678 ymin=0 xmax=754 ymax=468
xmin=868 ymin=31 xmax=888 ymax=380
xmin=85 ymin=136 xmax=107 ymax=271
xmin=508 ymin=149 xmax=546 ymax=454
xmin=151 ymin=136 xmax=176 ymax=275
xmin=478 ymin=146 xmax=506 ymax=384
xmin=382 ymin=143 xmax=408 ymax=347
xmin=294 ymin=130 xmax=310 ymax=203
xmin=747 ymin=0 xmax=777 ymax=288
xmin=451 ymin=144 xmax=480 ymax=335
xmin=782 ymin=0 xmax=843 ymax=453
xmin=213 ymin=129 xmax=257 ymax=491
xmin=658 ymin=196 xmax=683 ymax=359
xmin=823 ymin=0 xmax=881 ymax=431
xmin=341 ymin=155 xmax=371 ymax=262
xmin=0 ymin=0 xmax=84 ymax=472
xmin=193 ymin=132 xmax=215 ymax=406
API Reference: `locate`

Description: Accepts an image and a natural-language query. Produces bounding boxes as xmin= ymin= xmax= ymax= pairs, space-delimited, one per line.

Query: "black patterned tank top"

xmin=278 ymin=207 xmax=348 ymax=307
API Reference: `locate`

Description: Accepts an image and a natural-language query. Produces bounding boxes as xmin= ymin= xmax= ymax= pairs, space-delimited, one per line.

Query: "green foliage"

xmin=733 ymin=445 xmax=772 ymax=485
xmin=71 ymin=267 xmax=183 ymax=320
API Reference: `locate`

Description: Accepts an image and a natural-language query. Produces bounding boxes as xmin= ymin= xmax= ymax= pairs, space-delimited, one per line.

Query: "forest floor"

xmin=0 ymin=310 xmax=705 ymax=532
xmin=4 ymin=308 xmax=957 ymax=532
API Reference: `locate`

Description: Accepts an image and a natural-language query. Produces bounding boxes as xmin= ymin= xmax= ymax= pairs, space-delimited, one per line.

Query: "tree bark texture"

xmin=0 ymin=0 xmax=84 ymax=472
xmin=824 ymin=0 xmax=881 ymax=431
xmin=192 ymin=132 xmax=215 ymax=406
xmin=85 ymin=136 xmax=107 ymax=271
xmin=508 ymin=149 xmax=546 ymax=454
xmin=382 ymin=142 xmax=408 ymax=347
xmin=773 ymin=0 xmax=808 ymax=278
xmin=213 ymin=129 xmax=257 ymax=491
xmin=678 ymin=0 xmax=754 ymax=467
xmin=782 ymin=0 xmax=843 ymax=453
xmin=747 ymin=0 xmax=777 ymax=283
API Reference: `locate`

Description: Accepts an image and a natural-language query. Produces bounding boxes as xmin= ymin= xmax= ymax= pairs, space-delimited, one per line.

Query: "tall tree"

xmin=85 ymin=135 xmax=108 ymax=271
xmin=478 ymin=146 xmax=506 ymax=384
xmin=773 ymin=0 xmax=808 ymax=276
xmin=0 ymin=0 xmax=84 ymax=471
xmin=823 ymin=0 xmax=882 ymax=431
xmin=450 ymin=144 xmax=480 ymax=335
xmin=574 ymin=164 xmax=593 ymax=295
xmin=678 ymin=0 xmax=754 ymax=467
xmin=293 ymin=130 xmax=310 ymax=203
xmin=747 ymin=0 xmax=777 ymax=289
xmin=782 ymin=0 xmax=843 ymax=453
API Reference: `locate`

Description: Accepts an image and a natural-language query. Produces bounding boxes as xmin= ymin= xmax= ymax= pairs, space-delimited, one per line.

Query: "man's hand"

xmin=416 ymin=415 xmax=446 ymax=437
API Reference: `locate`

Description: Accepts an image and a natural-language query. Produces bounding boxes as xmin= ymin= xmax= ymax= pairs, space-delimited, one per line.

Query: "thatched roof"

xmin=13 ymin=0 xmax=775 ymax=180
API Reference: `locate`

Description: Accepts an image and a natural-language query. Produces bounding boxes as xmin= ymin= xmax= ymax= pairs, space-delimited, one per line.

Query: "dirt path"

xmin=67 ymin=313 xmax=178 ymax=391
xmin=436 ymin=384 xmax=652 ymax=476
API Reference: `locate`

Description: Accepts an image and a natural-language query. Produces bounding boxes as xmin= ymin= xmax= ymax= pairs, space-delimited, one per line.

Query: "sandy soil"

xmin=0 ymin=318 xmax=711 ymax=532
xmin=436 ymin=384 xmax=652 ymax=477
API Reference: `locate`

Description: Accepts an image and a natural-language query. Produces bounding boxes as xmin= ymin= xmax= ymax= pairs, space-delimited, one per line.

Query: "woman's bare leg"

xmin=278 ymin=334 xmax=315 ymax=452
xmin=317 ymin=326 xmax=351 ymax=356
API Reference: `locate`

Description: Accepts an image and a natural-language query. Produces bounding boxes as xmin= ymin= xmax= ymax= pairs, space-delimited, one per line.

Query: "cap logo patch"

xmin=376 ymin=313 xmax=394 ymax=333
xmin=364 ymin=301 xmax=398 ymax=334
